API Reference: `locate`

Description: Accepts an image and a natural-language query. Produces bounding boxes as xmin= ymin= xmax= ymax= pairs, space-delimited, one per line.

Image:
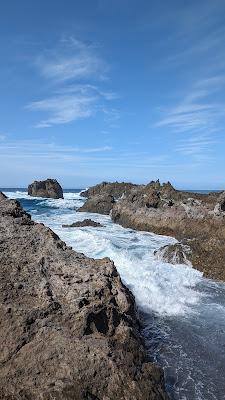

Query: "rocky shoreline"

xmin=79 ymin=181 xmax=225 ymax=281
xmin=0 ymin=192 xmax=167 ymax=399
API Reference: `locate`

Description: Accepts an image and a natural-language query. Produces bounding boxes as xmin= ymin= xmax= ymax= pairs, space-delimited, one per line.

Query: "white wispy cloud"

xmin=175 ymin=134 xmax=217 ymax=160
xmin=27 ymin=93 xmax=98 ymax=127
xmin=155 ymin=76 xmax=225 ymax=133
xmin=27 ymin=37 xmax=118 ymax=128
xmin=0 ymin=140 xmax=112 ymax=157
xmin=155 ymin=75 xmax=225 ymax=159
xmin=35 ymin=37 xmax=108 ymax=82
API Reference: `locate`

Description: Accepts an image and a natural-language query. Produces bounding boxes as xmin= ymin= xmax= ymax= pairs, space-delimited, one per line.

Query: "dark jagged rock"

xmin=62 ymin=219 xmax=103 ymax=228
xmin=79 ymin=194 xmax=115 ymax=215
xmin=0 ymin=193 xmax=167 ymax=399
xmin=80 ymin=181 xmax=139 ymax=199
xmin=28 ymin=179 xmax=63 ymax=199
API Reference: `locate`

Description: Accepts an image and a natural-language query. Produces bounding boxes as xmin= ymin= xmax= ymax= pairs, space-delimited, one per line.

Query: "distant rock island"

xmin=0 ymin=192 xmax=167 ymax=399
xmin=80 ymin=180 xmax=225 ymax=281
xmin=28 ymin=178 xmax=63 ymax=199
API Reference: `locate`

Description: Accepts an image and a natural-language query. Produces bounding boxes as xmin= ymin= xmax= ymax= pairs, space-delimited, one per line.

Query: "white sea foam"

xmin=4 ymin=191 xmax=203 ymax=315
xmin=27 ymin=198 xmax=203 ymax=316
xmin=4 ymin=190 xmax=225 ymax=399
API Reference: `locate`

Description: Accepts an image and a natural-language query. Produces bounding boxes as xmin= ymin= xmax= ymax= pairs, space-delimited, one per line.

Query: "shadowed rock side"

xmin=28 ymin=179 xmax=63 ymax=199
xmin=81 ymin=181 xmax=139 ymax=199
xmin=0 ymin=192 xmax=167 ymax=400
xmin=79 ymin=194 xmax=115 ymax=215
xmin=62 ymin=219 xmax=103 ymax=228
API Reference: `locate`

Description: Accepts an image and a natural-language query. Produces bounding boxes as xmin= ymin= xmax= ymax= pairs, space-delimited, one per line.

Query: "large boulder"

xmin=28 ymin=179 xmax=63 ymax=199
xmin=79 ymin=194 xmax=115 ymax=215
xmin=0 ymin=193 xmax=167 ymax=399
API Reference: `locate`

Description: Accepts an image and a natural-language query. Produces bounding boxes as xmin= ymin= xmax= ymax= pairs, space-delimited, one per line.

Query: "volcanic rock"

xmin=81 ymin=181 xmax=139 ymax=199
xmin=79 ymin=194 xmax=115 ymax=215
xmin=62 ymin=219 xmax=103 ymax=228
xmin=0 ymin=192 xmax=167 ymax=399
xmin=111 ymin=181 xmax=225 ymax=280
xmin=154 ymin=243 xmax=192 ymax=265
xmin=28 ymin=179 xmax=63 ymax=199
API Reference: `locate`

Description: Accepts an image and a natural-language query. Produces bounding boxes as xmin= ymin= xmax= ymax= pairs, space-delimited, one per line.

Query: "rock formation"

xmin=28 ymin=179 xmax=63 ymax=199
xmin=154 ymin=243 xmax=192 ymax=265
xmin=62 ymin=219 xmax=103 ymax=228
xmin=79 ymin=180 xmax=225 ymax=281
xmin=81 ymin=181 xmax=139 ymax=199
xmin=79 ymin=194 xmax=115 ymax=215
xmin=0 ymin=192 xmax=167 ymax=400
xmin=111 ymin=182 xmax=225 ymax=280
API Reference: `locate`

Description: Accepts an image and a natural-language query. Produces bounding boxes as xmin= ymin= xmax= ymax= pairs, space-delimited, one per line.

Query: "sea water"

xmin=3 ymin=189 xmax=225 ymax=400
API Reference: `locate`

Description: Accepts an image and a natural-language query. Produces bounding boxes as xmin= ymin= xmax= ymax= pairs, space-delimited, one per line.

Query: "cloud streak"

xmin=27 ymin=37 xmax=119 ymax=128
xmin=35 ymin=38 xmax=108 ymax=82
xmin=155 ymin=76 xmax=225 ymax=133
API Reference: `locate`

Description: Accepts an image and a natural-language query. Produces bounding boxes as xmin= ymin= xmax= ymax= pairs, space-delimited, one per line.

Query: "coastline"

xmin=0 ymin=192 xmax=168 ymax=399
xmin=80 ymin=181 xmax=225 ymax=281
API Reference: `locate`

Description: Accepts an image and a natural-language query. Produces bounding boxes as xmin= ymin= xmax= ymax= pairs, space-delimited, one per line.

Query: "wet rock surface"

xmin=62 ymin=219 xmax=103 ymax=228
xmin=79 ymin=194 xmax=115 ymax=215
xmin=0 ymin=192 xmax=167 ymax=400
xmin=28 ymin=179 xmax=63 ymax=199
xmin=154 ymin=243 xmax=192 ymax=265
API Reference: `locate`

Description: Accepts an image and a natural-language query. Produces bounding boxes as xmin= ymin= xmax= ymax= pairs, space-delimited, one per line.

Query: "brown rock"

xmin=111 ymin=180 xmax=225 ymax=281
xmin=79 ymin=194 xmax=115 ymax=215
xmin=28 ymin=179 xmax=63 ymax=199
xmin=62 ymin=219 xmax=103 ymax=228
xmin=0 ymin=193 xmax=167 ymax=399
xmin=80 ymin=181 xmax=139 ymax=199
xmin=154 ymin=243 xmax=191 ymax=265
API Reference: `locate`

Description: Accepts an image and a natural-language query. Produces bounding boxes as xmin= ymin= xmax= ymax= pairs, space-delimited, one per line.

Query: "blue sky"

xmin=0 ymin=0 xmax=225 ymax=189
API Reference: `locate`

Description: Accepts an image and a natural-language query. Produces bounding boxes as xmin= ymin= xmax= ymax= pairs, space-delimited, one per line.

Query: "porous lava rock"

xmin=0 ymin=192 xmax=167 ymax=400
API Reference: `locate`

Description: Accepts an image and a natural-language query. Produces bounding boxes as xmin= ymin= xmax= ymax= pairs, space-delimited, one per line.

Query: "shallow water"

xmin=3 ymin=189 xmax=225 ymax=400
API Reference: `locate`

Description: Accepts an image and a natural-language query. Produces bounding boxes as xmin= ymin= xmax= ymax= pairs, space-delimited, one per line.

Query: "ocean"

xmin=3 ymin=188 xmax=225 ymax=400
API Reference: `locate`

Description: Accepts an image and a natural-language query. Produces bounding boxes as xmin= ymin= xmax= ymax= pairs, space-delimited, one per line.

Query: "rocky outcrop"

xmin=62 ymin=219 xmax=103 ymax=228
xmin=79 ymin=194 xmax=115 ymax=215
xmin=154 ymin=243 xmax=192 ymax=265
xmin=81 ymin=181 xmax=139 ymax=199
xmin=28 ymin=179 xmax=63 ymax=199
xmin=110 ymin=181 xmax=225 ymax=281
xmin=0 ymin=192 xmax=167 ymax=399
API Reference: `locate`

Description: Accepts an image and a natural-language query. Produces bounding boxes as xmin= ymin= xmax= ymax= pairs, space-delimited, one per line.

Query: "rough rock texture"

xmin=79 ymin=194 xmax=115 ymax=215
xmin=81 ymin=181 xmax=139 ymax=199
xmin=154 ymin=243 xmax=192 ymax=265
xmin=28 ymin=179 xmax=63 ymax=199
xmin=110 ymin=181 xmax=225 ymax=281
xmin=0 ymin=192 xmax=167 ymax=400
xmin=62 ymin=219 xmax=103 ymax=228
